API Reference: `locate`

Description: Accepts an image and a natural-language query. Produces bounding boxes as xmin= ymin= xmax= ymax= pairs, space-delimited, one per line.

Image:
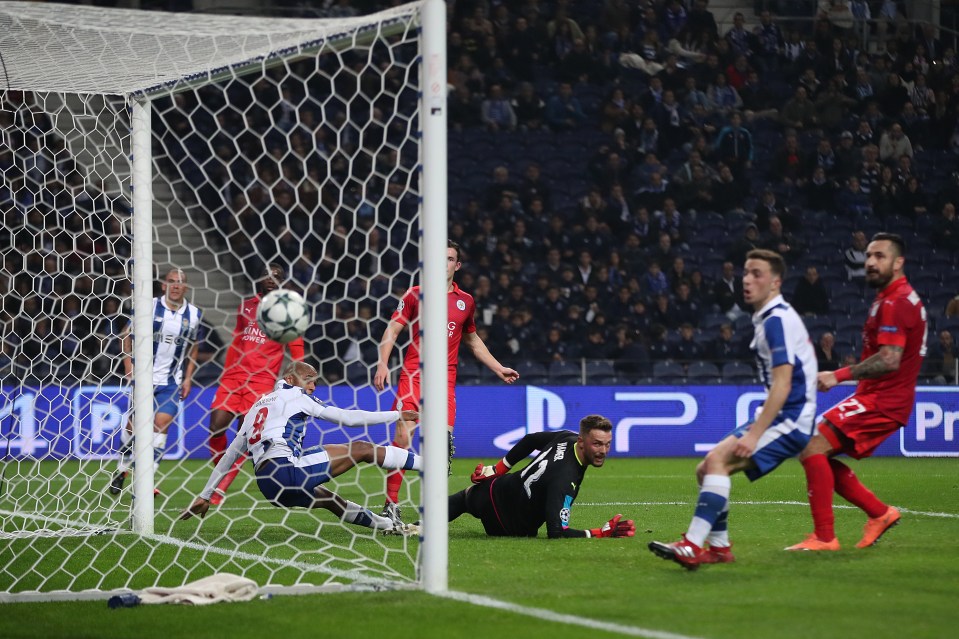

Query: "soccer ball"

xmin=257 ymin=289 xmax=309 ymax=344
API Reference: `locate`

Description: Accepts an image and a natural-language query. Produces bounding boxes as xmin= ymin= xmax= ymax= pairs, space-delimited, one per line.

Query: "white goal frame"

xmin=0 ymin=0 xmax=448 ymax=599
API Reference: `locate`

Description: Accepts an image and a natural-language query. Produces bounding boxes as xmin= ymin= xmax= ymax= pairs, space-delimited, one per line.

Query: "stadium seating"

xmin=548 ymin=359 xmax=582 ymax=385
xmin=686 ymin=361 xmax=722 ymax=384
xmin=721 ymin=361 xmax=757 ymax=384
xmin=514 ymin=360 xmax=549 ymax=386
xmin=652 ymin=360 xmax=687 ymax=384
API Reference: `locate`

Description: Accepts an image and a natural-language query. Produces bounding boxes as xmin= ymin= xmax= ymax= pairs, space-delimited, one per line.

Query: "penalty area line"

xmin=438 ymin=590 xmax=708 ymax=639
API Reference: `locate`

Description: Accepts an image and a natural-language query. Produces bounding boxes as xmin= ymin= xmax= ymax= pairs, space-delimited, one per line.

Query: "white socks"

xmin=686 ymin=474 xmax=732 ymax=547
xmin=381 ymin=445 xmax=422 ymax=471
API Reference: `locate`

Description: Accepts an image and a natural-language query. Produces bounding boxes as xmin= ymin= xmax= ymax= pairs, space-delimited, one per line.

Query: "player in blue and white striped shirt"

xmin=649 ymin=249 xmax=818 ymax=569
xmin=110 ymin=268 xmax=203 ymax=495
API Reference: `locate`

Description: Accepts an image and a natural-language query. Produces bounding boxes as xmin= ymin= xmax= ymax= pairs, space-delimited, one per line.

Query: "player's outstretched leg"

xmin=649 ymin=473 xmax=730 ymax=570
xmin=648 ymin=537 xmax=706 ymax=571
xmin=311 ymin=486 xmax=417 ymax=535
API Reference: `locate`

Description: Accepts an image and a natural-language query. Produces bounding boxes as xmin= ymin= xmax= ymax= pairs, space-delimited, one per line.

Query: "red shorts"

xmin=391 ymin=369 xmax=457 ymax=426
xmin=211 ymin=377 xmax=274 ymax=416
xmin=819 ymin=394 xmax=903 ymax=459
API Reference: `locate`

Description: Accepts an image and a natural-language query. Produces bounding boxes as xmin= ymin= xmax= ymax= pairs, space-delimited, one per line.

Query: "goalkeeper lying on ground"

xmin=180 ymin=362 xmax=420 ymax=534
xmin=450 ymin=414 xmax=635 ymax=538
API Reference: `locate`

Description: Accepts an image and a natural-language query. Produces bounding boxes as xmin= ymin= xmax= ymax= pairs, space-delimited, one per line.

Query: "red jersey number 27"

xmin=248 ymin=408 xmax=269 ymax=445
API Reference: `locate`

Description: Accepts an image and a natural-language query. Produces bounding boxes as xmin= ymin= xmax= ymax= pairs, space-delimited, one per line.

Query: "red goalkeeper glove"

xmin=589 ymin=514 xmax=635 ymax=538
xmin=470 ymin=459 xmax=510 ymax=483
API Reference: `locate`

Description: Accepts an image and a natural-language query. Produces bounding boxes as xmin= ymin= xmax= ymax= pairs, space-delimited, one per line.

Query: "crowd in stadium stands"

xmin=3 ymin=0 xmax=959 ymax=386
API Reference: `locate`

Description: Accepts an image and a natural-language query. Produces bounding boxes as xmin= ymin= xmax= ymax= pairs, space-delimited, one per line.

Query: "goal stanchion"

xmin=0 ymin=0 xmax=448 ymax=601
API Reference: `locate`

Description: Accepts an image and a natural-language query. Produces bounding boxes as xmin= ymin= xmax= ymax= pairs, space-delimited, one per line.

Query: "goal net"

xmin=0 ymin=0 xmax=449 ymax=601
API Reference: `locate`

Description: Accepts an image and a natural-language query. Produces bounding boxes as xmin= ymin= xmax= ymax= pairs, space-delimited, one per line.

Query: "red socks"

xmin=209 ymin=434 xmax=227 ymax=465
xmin=385 ymin=468 xmax=407 ymax=504
xmin=829 ymin=458 xmax=887 ymax=519
xmin=385 ymin=441 xmax=407 ymax=504
xmin=801 ymin=454 xmax=836 ymax=542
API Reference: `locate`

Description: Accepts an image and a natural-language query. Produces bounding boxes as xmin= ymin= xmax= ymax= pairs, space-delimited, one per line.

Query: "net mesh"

xmin=0 ymin=1 xmax=424 ymax=598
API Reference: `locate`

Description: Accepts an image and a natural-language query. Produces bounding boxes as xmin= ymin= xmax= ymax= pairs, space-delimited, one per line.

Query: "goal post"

xmin=0 ymin=0 xmax=448 ymax=600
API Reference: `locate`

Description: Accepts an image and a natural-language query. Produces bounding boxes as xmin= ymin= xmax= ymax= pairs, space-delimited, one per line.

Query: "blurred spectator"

xmin=857 ymin=144 xmax=882 ymax=195
xmin=647 ymin=324 xmax=671 ymax=361
xmin=651 ymin=293 xmax=680 ymax=330
xmin=544 ymin=326 xmax=577 ymax=362
xmin=780 ymin=86 xmax=818 ymax=131
xmin=708 ymin=322 xmax=748 ymax=361
xmin=580 ymin=326 xmax=615 ymax=360
xmin=712 ymin=164 xmax=747 ymax=214
xmin=671 ymin=322 xmax=704 ymax=362
xmin=686 ymin=0 xmax=719 ymax=44
xmin=835 ymin=175 xmax=873 ymax=220
xmin=511 ymin=82 xmax=546 ymax=130
xmin=726 ymin=223 xmax=761 ymax=266
xmin=673 ymin=281 xmax=703 ymax=327
xmin=506 ymin=17 xmax=541 ymax=81
xmin=896 ymin=176 xmax=928 ymax=220
xmin=545 ymin=82 xmax=587 ymax=131
xmin=652 ymin=90 xmax=688 ymax=150
xmin=932 ymin=202 xmax=959 ymax=252
xmin=878 ymin=73 xmax=909 ymax=119
xmin=480 ymin=83 xmax=517 ymax=131
xmin=843 ymin=230 xmax=868 ymax=282
xmin=642 ymin=260 xmax=670 ymax=300
xmin=714 ymin=111 xmax=752 ymax=178
xmin=815 ymin=331 xmax=843 ymax=372
xmin=600 ymin=87 xmax=631 ymax=134
xmin=666 ymin=256 xmax=690 ymax=293
xmin=646 ymin=232 xmax=677 ymax=269
xmin=815 ymin=79 xmax=857 ymax=133
xmin=834 ymin=131 xmax=861 ymax=180
xmin=754 ymin=10 xmax=784 ymax=73
xmin=724 ymin=12 xmax=756 ymax=60
xmin=925 ymin=330 xmax=958 ymax=384
xmin=707 ymin=73 xmax=743 ymax=116
xmin=518 ymin=162 xmax=552 ymax=212
xmin=653 ymin=198 xmax=686 ymax=248
xmin=945 ymin=295 xmax=959 ymax=318
xmin=792 ymin=266 xmax=830 ymax=316
xmin=853 ymin=118 xmax=876 ymax=147
xmin=871 ymin=165 xmax=900 ymax=219
xmin=771 ymin=132 xmax=810 ymax=188
xmin=484 ymin=165 xmax=519 ymax=211
xmin=754 ymin=188 xmax=796 ymax=233
xmin=760 ymin=215 xmax=805 ymax=262
xmin=449 ymin=86 xmax=481 ymax=130
xmin=879 ymin=122 xmax=914 ymax=162
xmin=809 ymin=138 xmax=840 ymax=183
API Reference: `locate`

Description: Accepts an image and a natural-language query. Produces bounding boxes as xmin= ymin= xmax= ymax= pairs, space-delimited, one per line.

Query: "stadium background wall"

xmin=2 ymin=385 xmax=957 ymax=460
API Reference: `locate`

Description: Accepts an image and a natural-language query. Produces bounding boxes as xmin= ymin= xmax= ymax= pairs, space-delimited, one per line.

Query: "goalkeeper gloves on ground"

xmin=588 ymin=514 xmax=635 ymax=538
xmin=470 ymin=459 xmax=511 ymax=483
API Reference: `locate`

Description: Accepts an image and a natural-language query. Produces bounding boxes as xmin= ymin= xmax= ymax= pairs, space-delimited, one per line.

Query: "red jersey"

xmin=221 ymin=295 xmax=305 ymax=386
xmin=392 ymin=283 xmax=476 ymax=378
xmin=855 ymin=277 xmax=927 ymax=423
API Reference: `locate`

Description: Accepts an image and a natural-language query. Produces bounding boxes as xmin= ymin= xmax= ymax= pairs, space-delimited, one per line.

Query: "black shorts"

xmin=467 ymin=478 xmax=538 ymax=537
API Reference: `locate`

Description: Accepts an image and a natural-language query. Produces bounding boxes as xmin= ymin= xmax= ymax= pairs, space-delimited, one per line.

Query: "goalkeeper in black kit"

xmin=448 ymin=415 xmax=635 ymax=539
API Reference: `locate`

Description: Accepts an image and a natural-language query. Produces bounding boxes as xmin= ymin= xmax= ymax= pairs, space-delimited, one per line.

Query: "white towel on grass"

xmin=139 ymin=573 xmax=258 ymax=605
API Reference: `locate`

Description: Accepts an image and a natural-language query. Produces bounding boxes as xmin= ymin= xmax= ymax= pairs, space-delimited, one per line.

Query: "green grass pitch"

xmin=1 ymin=457 xmax=957 ymax=639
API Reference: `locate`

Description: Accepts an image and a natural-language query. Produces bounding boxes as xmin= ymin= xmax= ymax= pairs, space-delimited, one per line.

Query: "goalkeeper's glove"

xmin=588 ymin=514 xmax=635 ymax=538
xmin=470 ymin=459 xmax=511 ymax=483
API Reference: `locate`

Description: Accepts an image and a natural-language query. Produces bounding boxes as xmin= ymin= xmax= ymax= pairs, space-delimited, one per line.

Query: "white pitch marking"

xmin=577 ymin=501 xmax=959 ymax=519
xmin=438 ymin=590 xmax=709 ymax=639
